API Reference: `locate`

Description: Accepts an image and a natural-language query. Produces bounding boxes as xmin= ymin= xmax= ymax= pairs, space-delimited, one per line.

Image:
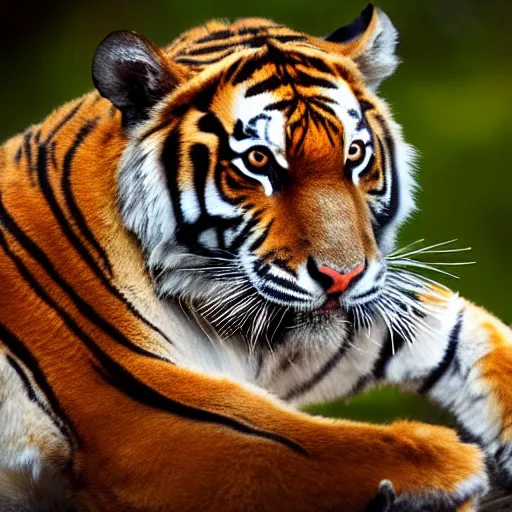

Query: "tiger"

xmin=1 ymin=3 xmax=511 ymax=510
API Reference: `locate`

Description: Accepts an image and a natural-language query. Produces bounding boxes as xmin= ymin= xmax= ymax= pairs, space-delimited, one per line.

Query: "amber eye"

xmin=247 ymin=149 xmax=269 ymax=169
xmin=347 ymin=141 xmax=365 ymax=163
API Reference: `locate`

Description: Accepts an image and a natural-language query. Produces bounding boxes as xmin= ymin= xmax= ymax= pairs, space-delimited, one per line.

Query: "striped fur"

xmin=1 ymin=5 xmax=506 ymax=511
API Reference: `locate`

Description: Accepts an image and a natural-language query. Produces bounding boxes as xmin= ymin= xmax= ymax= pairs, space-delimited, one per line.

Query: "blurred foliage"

xmin=1 ymin=0 xmax=510 ymax=424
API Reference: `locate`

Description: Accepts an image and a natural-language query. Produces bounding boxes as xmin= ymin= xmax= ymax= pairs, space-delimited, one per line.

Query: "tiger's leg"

xmin=67 ymin=358 xmax=488 ymax=512
xmin=375 ymin=290 xmax=512 ymax=489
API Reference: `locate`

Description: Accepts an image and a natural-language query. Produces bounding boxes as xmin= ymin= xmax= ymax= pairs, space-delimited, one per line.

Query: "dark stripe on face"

xmin=245 ymin=75 xmax=282 ymax=97
xmin=191 ymin=143 xmax=210 ymax=216
xmin=94 ymin=356 xmax=308 ymax=456
xmin=254 ymin=263 xmax=310 ymax=298
xmin=419 ymin=312 xmax=463 ymax=394
xmin=176 ymin=52 xmax=235 ymax=67
xmin=194 ymin=29 xmax=233 ymax=44
xmin=162 ymin=131 xmax=184 ymax=228
xmin=299 ymin=55 xmax=333 ymax=75
xmin=61 ymin=118 xmax=113 ymax=276
xmin=307 ymin=97 xmax=337 ymax=118
xmin=193 ymin=25 xmax=285 ymax=45
xmin=232 ymin=54 xmax=273 ymax=86
xmin=259 ymin=284 xmax=308 ymax=304
xmin=193 ymin=79 xmax=221 ymax=112
xmin=366 ymin=117 xmax=400 ymax=245
xmin=0 ymin=198 xmax=172 ymax=363
xmin=186 ymin=34 xmax=307 ymax=57
xmin=264 ymin=99 xmax=292 ymax=112
xmin=366 ymin=136 xmax=388 ymax=197
xmin=283 ymin=331 xmax=354 ymax=401
xmin=229 ymin=217 xmax=259 ymax=253
xmin=294 ymin=70 xmax=337 ymax=89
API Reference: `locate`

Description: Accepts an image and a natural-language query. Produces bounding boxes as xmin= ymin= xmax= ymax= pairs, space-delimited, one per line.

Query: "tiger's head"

xmin=93 ymin=5 xmax=416 ymax=346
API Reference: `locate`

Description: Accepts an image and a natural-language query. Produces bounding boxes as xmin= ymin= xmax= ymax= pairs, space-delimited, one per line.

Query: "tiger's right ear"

xmin=324 ymin=4 xmax=400 ymax=91
xmin=92 ymin=31 xmax=184 ymax=129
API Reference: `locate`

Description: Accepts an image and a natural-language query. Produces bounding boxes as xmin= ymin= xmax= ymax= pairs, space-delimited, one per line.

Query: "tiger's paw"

xmin=365 ymin=424 xmax=489 ymax=511
xmin=365 ymin=477 xmax=487 ymax=512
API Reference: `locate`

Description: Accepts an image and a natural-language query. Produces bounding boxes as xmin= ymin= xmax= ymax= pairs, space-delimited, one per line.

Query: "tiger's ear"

xmin=325 ymin=4 xmax=399 ymax=90
xmin=92 ymin=31 xmax=183 ymax=129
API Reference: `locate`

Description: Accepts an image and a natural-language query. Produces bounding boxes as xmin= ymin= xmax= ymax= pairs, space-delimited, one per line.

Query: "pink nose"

xmin=318 ymin=263 xmax=365 ymax=295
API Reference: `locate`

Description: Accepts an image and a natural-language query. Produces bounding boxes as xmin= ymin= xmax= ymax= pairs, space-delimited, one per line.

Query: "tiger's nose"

xmin=317 ymin=263 xmax=365 ymax=295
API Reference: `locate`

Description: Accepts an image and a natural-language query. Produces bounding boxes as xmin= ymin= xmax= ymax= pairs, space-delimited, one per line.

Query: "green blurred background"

xmin=1 ymin=0 xmax=510 ymax=425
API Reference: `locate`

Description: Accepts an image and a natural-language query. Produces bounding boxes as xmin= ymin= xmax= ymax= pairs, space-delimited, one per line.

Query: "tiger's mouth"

xmin=314 ymin=295 xmax=345 ymax=314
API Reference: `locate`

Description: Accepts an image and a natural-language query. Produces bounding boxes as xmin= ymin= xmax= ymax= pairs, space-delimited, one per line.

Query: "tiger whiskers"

xmin=367 ymin=238 xmax=476 ymax=351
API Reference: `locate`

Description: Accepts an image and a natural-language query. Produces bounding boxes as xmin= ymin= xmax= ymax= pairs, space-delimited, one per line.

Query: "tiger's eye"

xmin=247 ymin=149 xmax=269 ymax=168
xmin=347 ymin=141 xmax=364 ymax=162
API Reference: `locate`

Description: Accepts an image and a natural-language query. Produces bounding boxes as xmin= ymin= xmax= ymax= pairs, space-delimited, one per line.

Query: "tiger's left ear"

xmin=92 ymin=30 xmax=187 ymax=129
xmin=325 ymin=4 xmax=399 ymax=90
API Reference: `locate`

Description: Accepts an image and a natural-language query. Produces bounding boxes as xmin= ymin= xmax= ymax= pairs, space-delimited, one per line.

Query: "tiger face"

xmin=93 ymin=6 xmax=416 ymax=344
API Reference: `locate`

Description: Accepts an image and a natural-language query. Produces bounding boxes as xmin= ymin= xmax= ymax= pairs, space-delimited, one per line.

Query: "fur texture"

xmin=2 ymin=5 xmax=510 ymax=511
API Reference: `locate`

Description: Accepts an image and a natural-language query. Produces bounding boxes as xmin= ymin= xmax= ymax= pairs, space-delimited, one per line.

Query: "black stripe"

xmin=186 ymin=40 xmax=249 ymax=57
xmin=38 ymin=117 xmax=175 ymax=347
xmin=162 ymin=130 xmax=184 ymax=227
xmin=264 ymin=99 xmax=292 ymax=112
xmin=186 ymin=34 xmax=305 ymax=57
xmin=283 ymin=332 xmax=354 ymax=401
xmin=295 ymin=70 xmax=337 ymax=89
xmin=229 ymin=217 xmax=259 ymax=253
xmin=262 ymin=273 xmax=310 ymax=297
xmin=23 ymin=130 xmax=34 ymax=177
xmin=94 ymin=358 xmax=308 ymax=456
xmin=193 ymin=25 xmax=285 ymax=45
xmin=61 ymin=118 xmax=113 ymax=276
xmin=0 ymin=319 xmax=76 ymax=444
xmin=0 ymin=228 xmax=306 ymax=457
xmin=372 ymin=328 xmax=406 ymax=379
xmin=260 ymin=285 xmax=308 ymax=304
xmin=175 ymin=52 xmax=235 ymax=66
xmin=5 ymin=351 xmax=72 ymax=444
xmin=367 ymin=136 xmax=388 ymax=198
xmin=193 ymin=78 xmax=220 ymax=112
xmin=43 ymin=100 xmax=85 ymax=146
xmin=0 ymin=197 xmax=171 ymax=363
xmin=50 ymin=141 xmax=58 ymax=170
xmin=249 ymin=227 xmax=270 ymax=253
xmin=14 ymin=146 xmax=22 ymax=165
xmin=300 ymin=55 xmax=333 ymax=75
xmin=191 ymin=143 xmax=210 ymax=216
xmin=419 ymin=312 xmax=463 ymax=394
xmin=6 ymin=353 xmax=38 ymax=403
xmin=307 ymin=97 xmax=337 ymax=117
xmin=37 ymin=123 xmax=111 ymax=286
xmin=232 ymin=54 xmax=272 ymax=85
xmin=194 ymin=29 xmax=234 ymax=44
xmin=369 ymin=119 xmax=399 ymax=239
xmin=271 ymin=34 xmax=307 ymax=44
xmin=245 ymin=75 xmax=282 ymax=97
